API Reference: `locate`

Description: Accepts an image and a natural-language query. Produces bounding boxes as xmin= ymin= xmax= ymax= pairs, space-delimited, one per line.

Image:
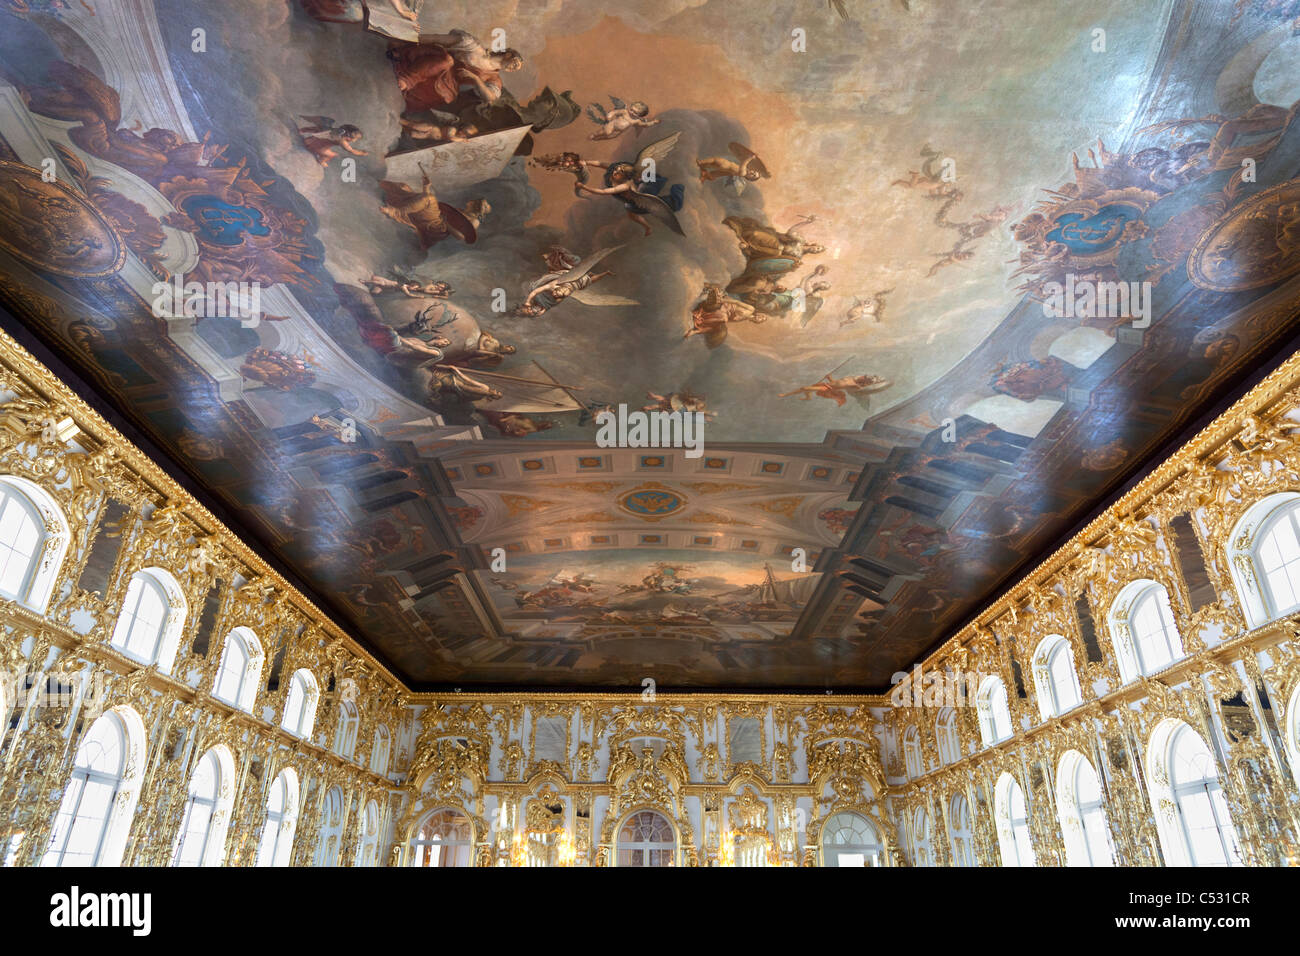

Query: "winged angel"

xmin=512 ymin=245 xmax=637 ymax=317
xmin=568 ymin=133 xmax=686 ymax=236
xmin=696 ymin=142 xmax=771 ymax=195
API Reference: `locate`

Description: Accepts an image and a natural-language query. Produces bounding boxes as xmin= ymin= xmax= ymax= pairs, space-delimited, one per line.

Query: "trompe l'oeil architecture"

xmin=2 ymin=330 xmax=1300 ymax=867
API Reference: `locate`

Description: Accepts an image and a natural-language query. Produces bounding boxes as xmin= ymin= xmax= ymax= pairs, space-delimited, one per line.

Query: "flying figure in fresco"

xmin=511 ymin=245 xmax=635 ymax=316
xmin=926 ymin=242 xmax=975 ymax=277
xmin=779 ymin=361 xmax=891 ymax=407
xmin=585 ymin=96 xmax=661 ymax=140
xmin=378 ymin=167 xmax=489 ymax=249
xmin=359 ymin=268 xmax=452 ymax=298
xmin=696 ymin=142 xmax=771 ymax=194
xmin=642 ymin=390 xmax=719 ymax=422
xmin=892 ymin=144 xmax=959 ymax=201
xmin=297 ymin=116 xmax=369 ymax=167
xmin=725 ymin=213 xmax=824 ymax=260
xmin=839 ymin=288 xmax=893 ymax=328
xmin=536 ymin=134 xmax=686 ymax=236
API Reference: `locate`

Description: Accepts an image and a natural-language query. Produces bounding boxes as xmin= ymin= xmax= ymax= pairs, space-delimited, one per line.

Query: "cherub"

xmin=926 ymin=243 xmax=974 ymax=277
xmin=585 ymin=96 xmax=660 ymax=141
xmin=839 ymin=288 xmax=893 ymax=328
xmin=297 ymin=116 xmax=368 ymax=167
xmin=398 ymin=112 xmax=479 ymax=143
xmin=643 ymin=391 xmax=719 ymax=422
xmin=696 ymin=143 xmax=770 ymax=194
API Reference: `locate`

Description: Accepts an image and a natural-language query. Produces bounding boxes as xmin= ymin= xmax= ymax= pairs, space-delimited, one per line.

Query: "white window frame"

xmin=1056 ymin=750 xmax=1114 ymax=866
xmin=1108 ymin=580 xmax=1184 ymax=682
xmin=948 ymin=794 xmax=974 ymax=867
xmin=255 ymin=769 xmax=299 ymax=867
xmin=109 ymin=568 xmax=186 ymax=673
xmin=370 ymin=724 xmax=391 ymax=775
xmin=977 ymin=676 xmax=1013 ymax=745
xmin=994 ymin=772 xmax=1036 ymax=867
xmin=41 ymin=708 xmax=145 ymax=867
xmin=170 ymin=746 xmax=234 ymax=867
xmin=213 ymin=627 xmax=263 ymax=713
xmin=1033 ymin=634 xmax=1083 ymax=719
xmin=334 ymin=701 xmax=359 ymax=759
xmin=936 ymin=709 xmax=960 ymax=764
xmin=819 ymin=811 xmax=883 ymax=867
xmin=0 ymin=475 xmax=70 ymax=613
xmin=615 ymin=810 xmax=677 ymax=868
xmin=1227 ymin=494 xmax=1300 ymax=627
xmin=902 ymin=726 xmax=922 ymax=779
xmin=281 ymin=669 xmax=319 ymax=739
xmin=410 ymin=808 xmax=474 ymax=868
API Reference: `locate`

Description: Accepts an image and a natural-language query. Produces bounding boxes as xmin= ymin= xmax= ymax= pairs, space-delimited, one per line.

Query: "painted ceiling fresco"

xmin=1 ymin=0 xmax=1300 ymax=689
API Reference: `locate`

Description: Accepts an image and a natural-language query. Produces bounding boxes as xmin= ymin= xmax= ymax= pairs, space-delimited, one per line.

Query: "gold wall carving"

xmin=4 ymin=325 xmax=1300 ymax=866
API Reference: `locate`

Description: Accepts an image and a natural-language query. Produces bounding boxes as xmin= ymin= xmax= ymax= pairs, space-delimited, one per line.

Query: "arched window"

xmin=254 ymin=768 xmax=299 ymax=867
xmin=1227 ymin=493 xmax=1300 ymax=627
xmin=334 ymin=701 xmax=359 ymax=759
xmin=976 ymin=676 xmax=1013 ymax=746
xmin=281 ymin=669 xmax=319 ymax=739
xmin=1147 ymin=720 xmax=1242 ymax=867
xmin=109 ymin=568 xmax=186 ymax=673
xmin=948 ymin=794 xmax=975 ymax=867
xmin=357 ymin=800 xmax=380 ymax=867
xmin=314 ymin=786 xmax=344 ymax=867
xmin=902 ymin=726 xmax=922 ymax=779
xmin=410 ymin=808 xmax=473 ymax=867
xmin=936 ymin=708 xmax=961 ymax=764
xmin=820 ymin=811 xmax=883 ymax=867
xmin=911 ymin=807 xmax=932 ymax=866
xmin=370 ymin=724 xmax=391 ymax=775
xmin=171 ymin=746 xmax=234 ymax=867
xmin=213 ymin=628 xmax=263 ymax=713
xmin=994 ymin=773 xmax=1035 ymax=867
xmin=1033 ymin=634 xmax=1083 ymax=718
xmin=42 ymin=707 xmax=145 ymax=867
xmin=616 ymin=810 xmax=676 ymax=867
xmin=0 ymin=475 xmax=69 ymax=612
xmin=1109 ymin=580 xmax=1184 ymax=682
xmin=1056 ymin=750 xmax=1114 ymax=866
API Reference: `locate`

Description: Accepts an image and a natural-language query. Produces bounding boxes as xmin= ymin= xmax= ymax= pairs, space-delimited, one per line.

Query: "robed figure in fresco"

xmin=387 ymin=29 xmax=523 ymax=112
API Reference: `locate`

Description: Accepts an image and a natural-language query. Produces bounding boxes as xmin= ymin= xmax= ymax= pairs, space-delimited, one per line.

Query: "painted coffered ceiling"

xmin=0 ymin=0 xmax=1298 ymax=688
